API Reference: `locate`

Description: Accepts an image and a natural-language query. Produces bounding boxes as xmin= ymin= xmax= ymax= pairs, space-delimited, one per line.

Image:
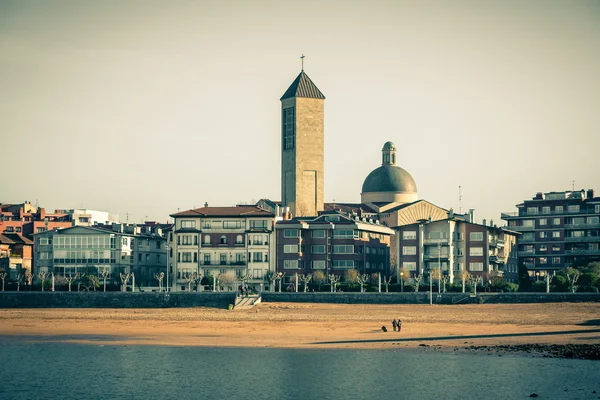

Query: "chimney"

xmin=448 ymin=208 xmax=454 ymax=218
xmin=204 ymin=202 xmax=209 ymax=207
xmin=490 ymin=219 xmax=494 ymax=227
xmin=483 ymin=218 xmax=487 ymax=226
xmin=468 ymin=209 xmax=475 ymax=223
xmin=587 ymin=189 xmax=594 ymax=199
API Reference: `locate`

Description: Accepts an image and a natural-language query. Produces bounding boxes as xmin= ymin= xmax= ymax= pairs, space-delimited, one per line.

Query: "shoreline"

xmin=1 ymin=303 xmax=599 ymax=359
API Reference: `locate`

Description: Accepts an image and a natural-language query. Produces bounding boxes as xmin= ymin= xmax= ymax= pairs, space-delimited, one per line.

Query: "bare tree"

xmin=356 ymin=273 xmax=369 ymax=293
xmin=274 ymin=272 xmax=285 ymax=293
xmin=413 ymin=274 xmax=423 ymax=293
xmin=545 ymin=271 xmax=555 ymax=293
xmin=313 ymin=270 xmax=326 ymax=291
xmin=469 ymin=275 xmax=483 ymax=296
xmin=37 ymin=271 xmax=49 ymax=292
xmin=440 ymin=275 xmax=449 ymax=293
xmin=15 ymin=273 xmax=22 ymax=292
xmin=240 ymin=273 xmax=252 ymax=295
xmin=328 ymin=274 xmax=340 ymax=293
xmin=184 ymin=272 xmax=194 ymax=292
xmin=192 ymin=272 xmax=202 ymax=292
xmin=100 ymin=268 xmax=110 ymax=292
xmin=299 ymin=273 xmax=312 ymax=292
xmin=25 ymin=269 xmax=33 ymax=290
xmin=458 ymin=270 xmax=470 ymax=293
xmin=64 ymin=273 xmax=79 ymax=292
xmin=382 ymin=275 xmax=392 ymax=293
xmin=218 ymin=272 xmax=235 ymax=292
xmin=266 ymin=272 xmax=278 ymax=293
xmin=154 ymin=272 xmax=165 ymax=292
xmin=120 ymin=273 xmax=131 ymax=292
xmin=76 ymin=273 xmax=86 ymax=292
xmin=565 ymin=267 xmax=580 ymax=293
xmin=0 ymin=269 xmax=6 ymax=292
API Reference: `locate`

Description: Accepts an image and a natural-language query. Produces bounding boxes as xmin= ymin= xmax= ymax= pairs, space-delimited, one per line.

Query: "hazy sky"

xmin=1 ymin=0 xmax=599 ymax=224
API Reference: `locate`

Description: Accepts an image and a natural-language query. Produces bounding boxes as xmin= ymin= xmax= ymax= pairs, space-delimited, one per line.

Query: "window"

xmin=194 ymin=236 xmax=198 ymax=245
xmin=332 ymin=260 xmax=354 ymax=269
xmin=553 ymin=218 xmax=560 ymax=226
xmin=553 ymin=257 xmax=561 ymax=264
xmin=469 ymin=262 xmax=483 ymax=271
xmin=39 ymin=238 xmax=50 ymax=246
xmin=223 ymin=221 xmax=241 ymax=229
xmin=156 ymin=254 xmax=161 ymax=263
xmin=522 ymin=232 xmax=535 ymax=241
xmin=552 ymin=231 xmax=560 ymax=239
xmin=596 ymin=205 xmax=600 ymax=213
xmin=220 ymin=235 xmax=227 ymax=245
xmin=204 ymin=254 xmax=211 ymax=265
xmin=333 ymin=230 xmax=355 ymax=239
xmin=204 ymin=235 xmax=211 ymax=245
xmin=182 ymin=252 xmax=192 ymax=262
xmin=539 ymin=219 xmax=547 ymax=226
xmin=469 ymin=247 xmax=483 ymax=256
xmin=311 ymin=230 xmax=326 ymax=238
xmin=540 ymin=257 xmax=547 ymax=264
xmin=568 ymin=205 xmax=580 ymax=213
xmin=539 ymin=232 xmax=547 ymax=239
xmin=5 ymin=226 xmax=14 ymax=232
xmin=193 ymin=253 xmax=198 ymax=263
xmin=312 ymin=260 xmax=326 ymax=269
xmin=402 ymin=261 xmax=417 ymax=271
xmin=181 ymin=235 xmax=192 ymax=245
xmin=15 ymin=227 xmax=21 ymax=232
xmin=527 ymin=207 xmax=538 ymax=215
xmin=283 ymin=229 xmax=298 ymax=238
xmin=283 ymin=107 xmax=296 ymax=150
xmin=181 ymin=220 xmax=196 ymax=229
xmin=589 ymin=216 xmax=599 ymax=224
xmin=469 ymin=232 xmax=484 ymax=241
xmin=284 ymin=245 xmax=298 ymax=253
xmin=522 ymin=220 xmax=535 ymax=227
xmin=249 ymin=220 xmax=267 ymax=229
xmin=323 ymin=215 xmax=340 ymax=222
xmin=283 ymin=260 xmax=298 ymax=269
xmin=203 ymin=221 xmax=212 ymax=229
xmin=572 ymin=230 xmax=585 ymax=237
xmin=311 ymin=245 xmax=325 ymax=254
xmin=555 ymin=206 xmax=563 ymax=213
xmin=403 ymin=231 xmax=417 ymax=240
xmin=236 ymin=235 xmax=243 ymax=244
xmin=539 ymin=245 xmax=547 ymax=252
xmin=542 ymin=206 xmax=551 ymax=214
xmin=138 ymin=254 xmax=142 ymax=262
xmin=220 ymin=254 xmax=227 ymax=265
xmin=402 ymin=246 xmax=416 ymax=255
xmin=333 ymin=245 xmax=354 ymax=254
xmin=253 ymin=252 xmax=263 ymax=262
xmin=552 ymin=245 xmax=560 ymax=252
xmin=36 ymin=227 xmax=46 ymax=233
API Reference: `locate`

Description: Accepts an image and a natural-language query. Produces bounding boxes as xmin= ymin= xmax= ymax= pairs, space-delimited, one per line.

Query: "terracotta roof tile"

xmin=170 ymin=206 xmax=274 ymax=218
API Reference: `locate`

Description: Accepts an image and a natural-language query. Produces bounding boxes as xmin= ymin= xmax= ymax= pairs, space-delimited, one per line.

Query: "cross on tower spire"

xmin=300 ymin=54 xmax=305 ymax=71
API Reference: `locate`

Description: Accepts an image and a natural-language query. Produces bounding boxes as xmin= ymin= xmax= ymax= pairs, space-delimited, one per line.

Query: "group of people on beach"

xmin=392 ymin=318 xmax=402 ymax=332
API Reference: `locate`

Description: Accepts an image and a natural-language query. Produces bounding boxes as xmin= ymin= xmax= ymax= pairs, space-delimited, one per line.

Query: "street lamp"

xmin=400 ymin=271 xmax=404 ymax=292
xmin=429 ymin=268 xmax=433 ymax=305
xmin=437 ymin=242 xmax=442 ymax=294
xmin=535 ymin=271 xmax=540 ymax=282
xmin=165 ymin=243 xmax=170 ymax=293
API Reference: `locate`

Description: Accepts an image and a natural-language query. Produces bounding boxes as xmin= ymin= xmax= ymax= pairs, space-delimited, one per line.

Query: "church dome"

xmin=361 ymin=165 xmax=417 ymax=194
xmin=361 ymin=142 xmax=418 ymax=205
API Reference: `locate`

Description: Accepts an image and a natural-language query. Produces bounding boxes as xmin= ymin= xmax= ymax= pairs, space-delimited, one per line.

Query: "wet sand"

xmin=1 ymin=303 xmax=599 ymax=354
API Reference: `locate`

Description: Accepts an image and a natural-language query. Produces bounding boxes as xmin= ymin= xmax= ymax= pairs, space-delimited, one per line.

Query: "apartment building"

xmin=169 ymin=205 xmax=276 ymax=292
xmin=501 ymin=189 xmax=600 ymax=273
xmin=275 ymin=210 xmax=395 ymax=283
xmin=395 ymin=215 xmax=519 ymax=283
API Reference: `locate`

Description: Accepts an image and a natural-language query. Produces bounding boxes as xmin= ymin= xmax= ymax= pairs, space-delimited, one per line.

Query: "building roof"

xmin=170 ymin=206 xmax=274 ymax=218
xmin=324 ymin=202 xmax=377 ymax=214
xmin=361 ymin=165 xmax=418 ymax=194
xmin=0 ymin=234 xmax=16 ymax=245
xmin=1 ymin=233 xmax=33 ymax=245
xmin=280 ymin=71 xmax=325 ymax=100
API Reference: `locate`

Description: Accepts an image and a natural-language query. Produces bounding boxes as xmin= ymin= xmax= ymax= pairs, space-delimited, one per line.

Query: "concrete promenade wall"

xmin=261 ymin=292 xmax=600 ymax=305
xmin=0 ymin=292 xmax=598 ymax=308
xmin=0 ymin=292 xmax=235 ymax=309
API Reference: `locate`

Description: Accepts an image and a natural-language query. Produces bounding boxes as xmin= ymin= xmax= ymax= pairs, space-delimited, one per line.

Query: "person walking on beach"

xmin=392 ymin=319 xmax=397 ymax=332
xmin=397 ymin=319 xmax=402 ymax=332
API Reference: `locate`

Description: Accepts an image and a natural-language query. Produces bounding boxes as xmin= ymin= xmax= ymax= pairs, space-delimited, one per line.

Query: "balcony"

xmin=423 ymin=238 xmax=449 ymax=246
xmin=564 ymin=223 xmax=600 ymax=229
xmin=508 ymin=225 xmax=535 ymax=231
xmin=501 ymin=212 xmax=520 ymax=219
xmin=423 ymin=253 xmax=449 ymax=261
xmin=565 ymin=249 xmax=600 ymax=256
xmin=564 ymin=236 xmax=600 ymax=243
xmin=518 ymin=250 xmax=535 ymax=256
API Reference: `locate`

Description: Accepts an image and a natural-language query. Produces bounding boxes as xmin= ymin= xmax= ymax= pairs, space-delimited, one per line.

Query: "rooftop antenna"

xmin=458 ymin=185 xmax=462 ymax=214
xmin=300 ymin=54 xmax=305 ymax=71
xmin=572 ymin=180 xmax=575 ymax=191
xmin=126 ymin=212 xmax=130 ymax=223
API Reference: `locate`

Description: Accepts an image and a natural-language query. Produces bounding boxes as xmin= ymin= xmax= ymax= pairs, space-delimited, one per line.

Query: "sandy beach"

xmin=1 ymin=303 xmax=599 ymax=356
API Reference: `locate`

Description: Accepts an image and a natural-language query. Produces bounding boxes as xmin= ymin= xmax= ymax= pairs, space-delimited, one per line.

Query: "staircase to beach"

xmin=233 ymin=294 xmax=261 ymax=310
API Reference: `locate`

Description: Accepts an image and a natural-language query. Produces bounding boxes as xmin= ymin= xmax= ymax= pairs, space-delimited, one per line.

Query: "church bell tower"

xmin=280 ymin=68 xmax=325 ymax=217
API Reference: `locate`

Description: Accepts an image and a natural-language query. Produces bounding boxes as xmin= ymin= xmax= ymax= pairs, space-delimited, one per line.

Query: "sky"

xmin=1 ymin=0 xmax=599 ymax=224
